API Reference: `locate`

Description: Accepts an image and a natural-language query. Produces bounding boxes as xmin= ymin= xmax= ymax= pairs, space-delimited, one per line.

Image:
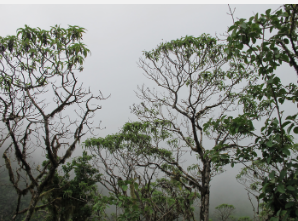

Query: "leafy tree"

xmin=207 ymin=4 xmax=298 ymax=221
xmin=41 ymin=151 xmax=101 ymax=221
xmin=214 ymin=204 xmax=235 ymax=221
xmin=0 ymin=25 xmax=105 ymax=221
xmin=131 ymin=34 xmax=257 ymax=221
xmin=85 ymin=121 xmax=200 ymax=221
xmin=236 ymin=144 xmax=298 ymax=221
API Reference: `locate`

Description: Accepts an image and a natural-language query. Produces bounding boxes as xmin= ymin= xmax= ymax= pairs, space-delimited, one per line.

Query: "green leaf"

xmin=266 ymin=9 xmax=271 ymax=15
xmin=237 ymin=43 xmax=244 ymax=50
xmin=287 ymin=123 xmax=294 ymax=134
xmin=293 ymin=127 xmax=298 ymax=134
xmin=276 ymin=209 xmax=281 ymax=217
xmin=283 ymin=38 xmax=289 ymax=44
xmin=281 ymin=210 xmax=287 ymax=217
xmin=240 ymin=22 xmax=247 ymax=29
xmin=228 ymin=25 xmax=236 ymax=32
xmin=258 ymin=193 xmax=265 ymax=200
xmin=280 ymin=170 xmax=287 ymax=180
xmin=267 ymin=157 xmax=271 ymax=164
xmin=282 ymin=148 xmax=291 ymax=156
xmin=281 ymin=53 xmax=289 ymax=62
xmin=285 ymin=114 xmax=297 ymax=120
xmin=262 ymin=183 xmax=270 ymax=192
xmin=122 ymin=185 xmax=128 ymax=191
xmin=269 ymin=171 xmax=275 ymax=179
xmin=282 ymin=121 xmax=291 ymax=128
xmin=277 ymin=184 xmax=285 ymax=193
xmin=254 ymin=13 xmax=259 ymax=22
xmin=287 ymin=186 xmax=295 ymax=191
xmin=278 ymin=98 xmax=284 ymax=104
xmin=266 ymin=140 xmax=274 ymax=147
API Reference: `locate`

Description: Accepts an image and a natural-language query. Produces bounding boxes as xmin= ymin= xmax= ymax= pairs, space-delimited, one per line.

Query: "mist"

xmin=1 ymin=3 xmax=295 ymax=220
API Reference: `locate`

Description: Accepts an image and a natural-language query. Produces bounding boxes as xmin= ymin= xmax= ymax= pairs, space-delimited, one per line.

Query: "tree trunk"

xmin=200 ymin=160 xmax=211 ymax=221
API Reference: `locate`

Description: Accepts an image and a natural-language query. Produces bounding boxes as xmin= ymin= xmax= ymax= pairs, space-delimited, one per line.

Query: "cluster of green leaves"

xmin=84 ymin=121 xmax=174 ymax=159
xmin=91 ymin=177 xmax=199 ymax=221
xmin=3 ymin=5 xmax=297 ymax=220
xmin=206 ymin=4 xmax=298 ymax=221
xmin=0 ymin=24 xmax=89 ymax=91
xmin=141 ymin=33 xmax=256 ymax=93
xmin=143 ymin=34 xmax=219 ymax=62
xmin=227 ymin=5 xmax=298 ymax=74
xmin=236 ymin=145 xmax=298 ymax=221
xmin=40 ymin=151 xmax=101 ymax=221
xmin=84 ymin=121 xmax=201 ymax=220
xmin=0 ymin=24 xmax=101 ymax=221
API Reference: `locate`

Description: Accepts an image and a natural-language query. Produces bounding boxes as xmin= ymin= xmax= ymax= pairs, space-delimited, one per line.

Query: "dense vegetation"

xmin=0 ymin=4 xmax=297 ymax=221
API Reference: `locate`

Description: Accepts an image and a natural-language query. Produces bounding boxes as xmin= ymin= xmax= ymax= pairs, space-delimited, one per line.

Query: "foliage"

xmin=85 ymin=121 xmax=200 ymax=221
xmin=41 ymin=151 xmax=101 ymax=221
xmin=214 ymin=204 xmax=235 ymax=221
xmin=236 ymin=145 xmax=298 ymax=221
xmin=133 ymin=32 xmax=257 ymax=221
xmin=92 ymin=178 xmax=199 ymax=221
xmin=206 ymin=4 xmax=298 ymax=221
xmin=0 ymin=25 xmax=104 ymax=221
xmin=3 ymin=5 xmax=298 ymax=221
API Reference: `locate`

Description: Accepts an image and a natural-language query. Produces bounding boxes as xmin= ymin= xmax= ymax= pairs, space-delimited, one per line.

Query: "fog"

xmin=1 ymin=3 xmax=295 ymax=219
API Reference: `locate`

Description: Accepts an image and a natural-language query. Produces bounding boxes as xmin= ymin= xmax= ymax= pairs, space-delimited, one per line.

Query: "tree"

xmin=210 ymin=4 xmax=298 ymax=220
xmin=0 ymin=25 xmax=105 ymax=220
xmin=131 ymin=34 xmax=257 ymax=221
xmin=214 ymin=204 xmax=235 ymax=221
xmin=235 ymin=144 xmax=298 ymax=221
xmin=41 ymin=151 xmax=101 ymax=221
xmin=85 ymin=121 xmax=200 ymax=221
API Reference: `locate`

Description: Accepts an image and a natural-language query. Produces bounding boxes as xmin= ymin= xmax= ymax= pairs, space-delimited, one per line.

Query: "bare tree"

xmin=0 ymin=25 xmax=106 ymax=220
xmin=131 ymin=34 xmax=257 ymax=221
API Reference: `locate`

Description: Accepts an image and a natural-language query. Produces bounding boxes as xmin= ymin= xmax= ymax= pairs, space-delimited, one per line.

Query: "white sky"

xmin=1 ymin=3 xmax=294 ymax=218
xmin=0 ymin=4 xmax=280 ymax=136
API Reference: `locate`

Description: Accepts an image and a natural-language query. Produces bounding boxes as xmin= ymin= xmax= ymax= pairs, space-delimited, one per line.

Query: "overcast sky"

xmin=1 ymin=4 xmax=293 ymax=218
xmin=0 ymin=4 xmax=285 ymax=137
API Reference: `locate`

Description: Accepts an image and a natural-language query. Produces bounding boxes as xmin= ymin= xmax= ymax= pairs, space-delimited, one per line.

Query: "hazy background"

xmin=1 ymin=4 xmax=293 ymax=219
